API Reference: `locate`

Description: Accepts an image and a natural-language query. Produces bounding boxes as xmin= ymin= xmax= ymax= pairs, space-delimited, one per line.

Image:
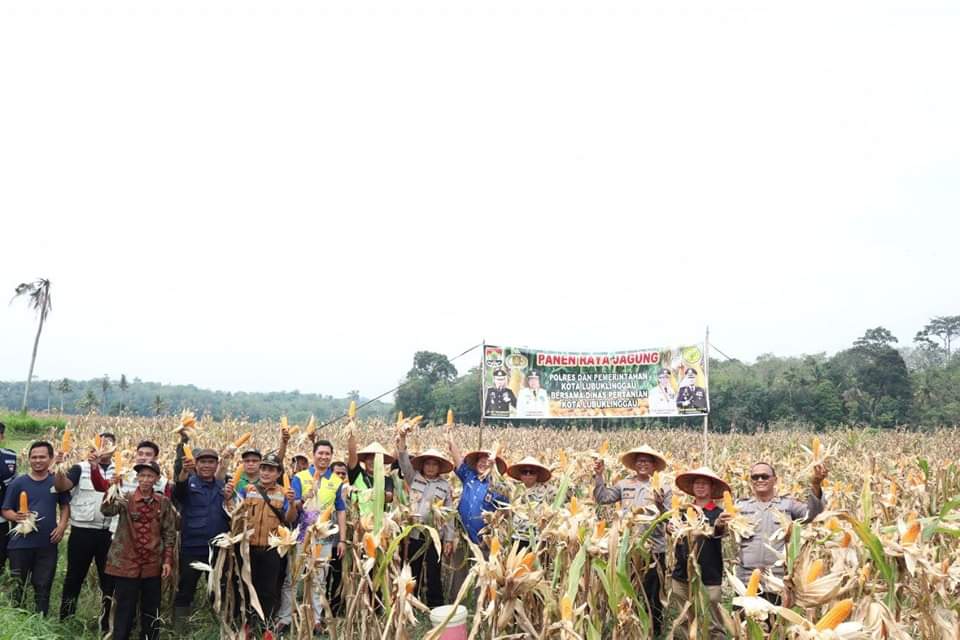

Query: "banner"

xmin=482 ymin=344 xmax=709 ymax=419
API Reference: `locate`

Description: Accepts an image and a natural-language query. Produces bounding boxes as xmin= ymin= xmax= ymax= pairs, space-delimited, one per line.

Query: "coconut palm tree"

xmin=11 ymin=279 xmax=52 ymax=414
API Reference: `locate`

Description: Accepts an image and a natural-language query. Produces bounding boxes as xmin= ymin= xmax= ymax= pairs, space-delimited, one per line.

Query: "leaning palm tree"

xmin=11 ymin=279 xmax=52 ymax=414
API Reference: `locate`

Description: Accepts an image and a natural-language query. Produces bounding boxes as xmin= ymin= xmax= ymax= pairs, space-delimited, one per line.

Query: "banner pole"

xmin=702 ymin=326 xmax=710 ymax=465
xmin=479 ymin=339 xmax=486 ymax=450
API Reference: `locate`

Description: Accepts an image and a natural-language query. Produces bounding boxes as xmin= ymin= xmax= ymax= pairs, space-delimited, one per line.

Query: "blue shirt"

xmin=173 ymin=474 xmax=230 ymax=551
xmin=455 ymin=462 xmax=507 ymax=543
xmin=290 ymin=466 xmax=346 ymax=512
xmin=1 ymin=473 xmax=70 ymax=550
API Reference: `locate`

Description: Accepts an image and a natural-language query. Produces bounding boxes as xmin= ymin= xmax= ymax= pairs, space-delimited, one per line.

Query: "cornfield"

xmin=27 ymin=415 xmax=960 ymax=639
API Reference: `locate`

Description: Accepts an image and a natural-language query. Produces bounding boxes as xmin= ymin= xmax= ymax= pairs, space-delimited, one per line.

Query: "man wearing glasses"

xmin=723 ymin=461 xmax=827 ymax=603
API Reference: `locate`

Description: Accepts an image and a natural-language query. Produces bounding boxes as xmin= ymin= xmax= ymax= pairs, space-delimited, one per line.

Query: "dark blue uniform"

xmin=0 ymin=446 xmax=17 ymax=571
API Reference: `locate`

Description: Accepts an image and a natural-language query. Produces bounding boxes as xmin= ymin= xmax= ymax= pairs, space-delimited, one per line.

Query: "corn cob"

xmin=686 ymin=506 xmax=698 ymax=523
xmin=93 ymin=435 xmax=102 ymax=450
xmin=446 ymin=409 xmax=454 ymax=426
xmin=18 ymin=491 xmax=29 ymax=514
xmin=396 ymin=411 xmax=404 ymax=425
xmin=348 ymin=401 xmax=356 ymax=419
xmin=568 ymin=496 xmax=581 ymax=516
xmin=305 ymin=415 xmax=316 ymax=435
xmin=561 ymin=594 xmax=573 ymax=622
xmin=723 ymin=491 xmax=736 ymax=515
xmin=594 ymin=520 xmax=606 ymax=538
xmin=62 ymin=430 xmax=73 ymax=454
xmin=672 ymin=494 xmax=681 ymax=513
xmin=319 ymin=505 xmax=333 ymax=522
xmin=489 ymin=536 xmax=501 ymax=556
xmin=901 ymin=520 xmax=921 ymax=545
xmin=814 ymin=599 xmax=853 ymax=631
xmin=282 ymin=473 xmax=291 ymax=493
xmin=232 ymin=463 xmax=244 ymax=483
xmin=521 ymin=552 xmax=535 ymax=570
xmin=805 ymin=559 xmax=824 ymax=584
xmin=746 ymin=568 xmax=762 ymax=597
xmin=597 ymin=439 xmax=609 ymax=456
xmin=651 ymin=471 xmax=662 ymax=491
xmin=280 ymin=416 xmax=288 ymax=429
xmin=812 ymin=436 xmax=821 ymax=459
xmin=363 ymin=532 xmax=378 ymax=557
xmin=183 ymin=445 xmax=194 ymax=461
xmin=234 ymin=432 xmax=252 ymax=448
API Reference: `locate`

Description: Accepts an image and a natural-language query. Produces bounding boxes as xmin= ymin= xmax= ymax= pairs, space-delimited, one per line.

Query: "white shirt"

xmin=516 ymin=388 xmax=550 ymax=418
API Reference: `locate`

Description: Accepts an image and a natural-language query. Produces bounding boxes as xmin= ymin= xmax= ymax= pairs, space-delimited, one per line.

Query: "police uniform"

xmin=485 ymin=368 xmax=517 ymax=415
xmin=676 ymin=385 xmax=707 ymax=413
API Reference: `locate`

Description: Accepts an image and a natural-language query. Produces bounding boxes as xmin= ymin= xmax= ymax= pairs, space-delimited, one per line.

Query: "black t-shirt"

xmin=672 ymin=503 xmax=724 ymax=585
xmin=347 ymin=463 xmax=395 ymax=493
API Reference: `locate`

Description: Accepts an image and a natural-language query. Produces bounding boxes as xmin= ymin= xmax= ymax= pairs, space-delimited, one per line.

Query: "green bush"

xmin=0 ymin=414 xmax=67 ymax=434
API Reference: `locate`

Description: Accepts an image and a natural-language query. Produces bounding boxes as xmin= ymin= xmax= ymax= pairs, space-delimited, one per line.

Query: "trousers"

xmin=407 ymin=536 xmax=444 ymax=608
xmin=9 ymin=546 xmax=59 ymax=615
xmin=249 ymin=546 xmax=286 ymax=627
xmin=174 ymin=546 xmax=212 ymax=609
xmin=60 ymin=527 xmax=114 ymax=631
xmin=669 ymin=579 xmax=725 ymax=640
xmin=112 ymin=575 xmax=162 ymax=640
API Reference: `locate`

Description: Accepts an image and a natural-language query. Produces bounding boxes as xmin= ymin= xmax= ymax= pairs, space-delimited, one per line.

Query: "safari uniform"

xmin=398 ymin=450 xmax=454 ymax=607
xmin=516 ymin=388 xmax=550 ymax=418
xmin=734 ymin=492 xmax=825 ymax=582
xmin=235 ymin=483 xmax=293 ymax=623
xmin=676 ymin=385 xmax=708 ymax=413
xmin=594 ymin=475 xmax=671 ymax=637
xmin=484 ymin=386 xmax=517 ymax=415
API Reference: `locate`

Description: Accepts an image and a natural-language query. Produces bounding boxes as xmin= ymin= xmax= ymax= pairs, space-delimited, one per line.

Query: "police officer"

xmin=484 ymin=368 xmax=517 ymax=415
xmin=676 ymin=368 xmax=708 ymax=413
xmin=0 ymin=421 xmax=17 ymax=572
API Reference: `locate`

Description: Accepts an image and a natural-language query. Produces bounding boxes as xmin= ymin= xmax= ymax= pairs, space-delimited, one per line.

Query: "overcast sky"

xmin=2 ymin=0 xmax=958 ymax=399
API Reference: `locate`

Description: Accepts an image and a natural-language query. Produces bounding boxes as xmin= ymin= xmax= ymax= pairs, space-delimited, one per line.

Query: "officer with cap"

xmin=676 ymin=368 xmax=708 ymax=413
xmin=172 ymin=448 xmax=230 ymax=632
xmin=484 ymin=367 xmax=517 ymax=416
xmin=516 ymin=370 xmax=550 ymax=418
xmin=233 ymin=447 xmax=262 ymax=493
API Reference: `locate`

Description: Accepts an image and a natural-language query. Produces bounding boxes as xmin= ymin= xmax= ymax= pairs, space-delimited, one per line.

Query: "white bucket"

xmin=429 ymin=605 xmax=468 ymax=640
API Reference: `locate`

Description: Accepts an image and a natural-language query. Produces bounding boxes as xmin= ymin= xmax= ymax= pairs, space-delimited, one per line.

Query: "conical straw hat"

xmin=411 ymin=448 xmax=454 ymax=475
xmin=356 ymin=441 xmax=397 ymax=466
xmin=619 ymin=445 xmax=667 ymax=472
xmin=463 ymin=449 xmax=508 ymax=475
xmin=674 ymin=466 xmax=731 ymax=499
xmin=506 ymin=456 xmax=552 ymax=483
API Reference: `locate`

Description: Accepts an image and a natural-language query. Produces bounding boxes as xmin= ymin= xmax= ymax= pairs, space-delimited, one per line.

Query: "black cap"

xmin=134 ymin=461 xmax=161 ymax=476
xmin=658 ymin=368 xmax=670 ymax=378
xmin=194 ymin=448 xmax=219 ymax=461
xmin=492 ymin=368 xmax=508 ymax=377
xmin=526 ymin=371 xmax=539 ymax=379
xmin=260 ymin=453 xmax=283 ymax=469
xmin=241 ymin=448 xmax=262 ymax=460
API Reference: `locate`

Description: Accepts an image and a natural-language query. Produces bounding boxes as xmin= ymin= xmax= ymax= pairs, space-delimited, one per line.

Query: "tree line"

xmin=0 ymin=375 xmax=391 ymax=423
xmin=394 ymin=317 xmax=960 ymax=431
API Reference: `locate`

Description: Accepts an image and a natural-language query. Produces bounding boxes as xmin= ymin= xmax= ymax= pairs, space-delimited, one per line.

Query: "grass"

xmin=0 ymin=414 xmax=67 ymax=435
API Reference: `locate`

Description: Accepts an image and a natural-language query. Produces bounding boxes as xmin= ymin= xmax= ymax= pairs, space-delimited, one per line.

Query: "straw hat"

xmin=356 ymin=441 xmax=397 ymax=466
xmin=506 ymin=456 xmax=552 ymax=483
xmin=463 ymin=449 xmax=508 ymax=475
xmin=411 ymin=448 xmax=454 ymax=475
xmin=674 ymin=467 xmax=731 ymax=499
xmin=619 ymin=445 xmax=668 ymax=472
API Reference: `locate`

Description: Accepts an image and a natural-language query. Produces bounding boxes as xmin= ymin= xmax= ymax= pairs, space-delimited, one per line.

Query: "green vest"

xmin=353 ymin=472 xmax=375 ymax=517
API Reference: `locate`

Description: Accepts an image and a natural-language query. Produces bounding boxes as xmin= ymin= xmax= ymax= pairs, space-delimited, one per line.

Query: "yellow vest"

xmin=295 ymin=468 xmax=342 ymax=512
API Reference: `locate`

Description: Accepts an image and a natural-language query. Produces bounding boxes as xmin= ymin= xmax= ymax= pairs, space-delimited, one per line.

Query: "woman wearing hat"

xmin=594 ymin=445 xmax=672 ymax=638
xmin=506 ymin=456 xmax=552 ymax=549
xmin=669 ymin=467 xmax=730 ymax=640
xmin=346 ymin=431 xmax=396 ymax=518
xmin=396 ymin=429 xmax=455 ymax=608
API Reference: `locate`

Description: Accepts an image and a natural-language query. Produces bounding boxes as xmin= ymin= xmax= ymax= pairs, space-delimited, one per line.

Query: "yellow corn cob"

xmin=651 ymin=471 xmax=662 ymax=491
xmin=746 ymin=569 xmax=762 ymax=597
xmin=396 ymin=411 xmax=404 ymax=425
xmin=405 ymin=579 xmax=416 ymax=594
xmin=686 ymin=506 xmax=698 ymax=523
xmin=595 ymin=521 xmax=606 ymax=538
xmin=446 ymin=409 xmax=454 ymax=426
xmin=18 ymin=491 xmax=29 ymax=514
xmin=672 ymin=494 xmax=681 ymax=513
xmin=348 ymin=401 xmax=356 ymax=419
xmin=569 ymin=496 xmax=581 ymax=516
xmin=558 ymin=449 xmax=568 ymax=469
xmin=839 ymin=531 xmax=852 ymax=548
xmin=282 ymin=473 xmax=291 ymax=493
xmin=812 ymin=436 xmax=821 ymax=459
xmin=114 ymin=453 xmax=123 ymax=478
xmin=232 ymin=463 xmax=244 ymax=483
xmin=280 ymin=416 xmax=288 ymax=429
xmin=313 ymin=543 xmax=323 ymax=560
xmin=319 ymin=505 xmax=333 ymax=523
xmin=597 ymin=439 xmax=609 ymax=456
xmin=521 ymin=552 xmax=535 ymax=570
xmin=486 ymin=584 xmax=497 ymax=602
xmin=234 ymin=432 xmax=252 ymax=448
xmin=901 ymin=520 xmax=921 ymax=545
xmin=93 ymin=435 xmax=102 ymax=450
xmin=723 ymin=491 xmax=737 ymax=515
xmin=860 ymin=565 xmax=872 ymax=582
xmin=363 ymin=532 xmax=378 ymax=557
xmin=183 ymin=445 xmax=194 ymax=461
xmin=306 ymin=415 xmax=316 ymax=435
xmin=805 ymin=559 xmax=824 ymax=584
xmin=815 ymin=599 xmax=854 ymax=631
xmin=561 ymin=594 xmax=573 ymax=622
xmin=61 ymin=430 xmax=73 ymax=454
xmin=287 ymin=426 xmax=299 ymax=435
xmin=827 ymin=517 xmax=840 ymax=531
xmin=489 ymin=536 xmax=501 ymax=556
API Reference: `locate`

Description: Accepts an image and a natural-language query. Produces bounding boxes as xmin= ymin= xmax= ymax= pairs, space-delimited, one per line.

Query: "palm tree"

xmin=153 ymin=394 xmax=166 ymax=416
xmin=12 ymin=279 xmax=52 ymax=414
xmin=57 ymin=378 xmax=72 ymax=413
xmin=101 ymin=374 xmax=111 ymax=414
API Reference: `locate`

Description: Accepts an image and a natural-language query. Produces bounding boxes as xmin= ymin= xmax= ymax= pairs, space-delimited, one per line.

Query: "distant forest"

xmin=3 ymin=316 xmax=958 ymax=431
xmin=0 ymin=376 xmax=391 ymax=422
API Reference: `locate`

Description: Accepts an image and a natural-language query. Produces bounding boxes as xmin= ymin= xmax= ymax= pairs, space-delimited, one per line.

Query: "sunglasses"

xmin=750 ymin=473 xmax=773 ymax=481
xmin=519 ymin=469 xmax=538 ymax=475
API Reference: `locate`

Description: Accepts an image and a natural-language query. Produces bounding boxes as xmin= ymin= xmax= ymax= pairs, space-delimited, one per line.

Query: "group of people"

xmin=0 ymin=418 xmax=828 ymax=640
